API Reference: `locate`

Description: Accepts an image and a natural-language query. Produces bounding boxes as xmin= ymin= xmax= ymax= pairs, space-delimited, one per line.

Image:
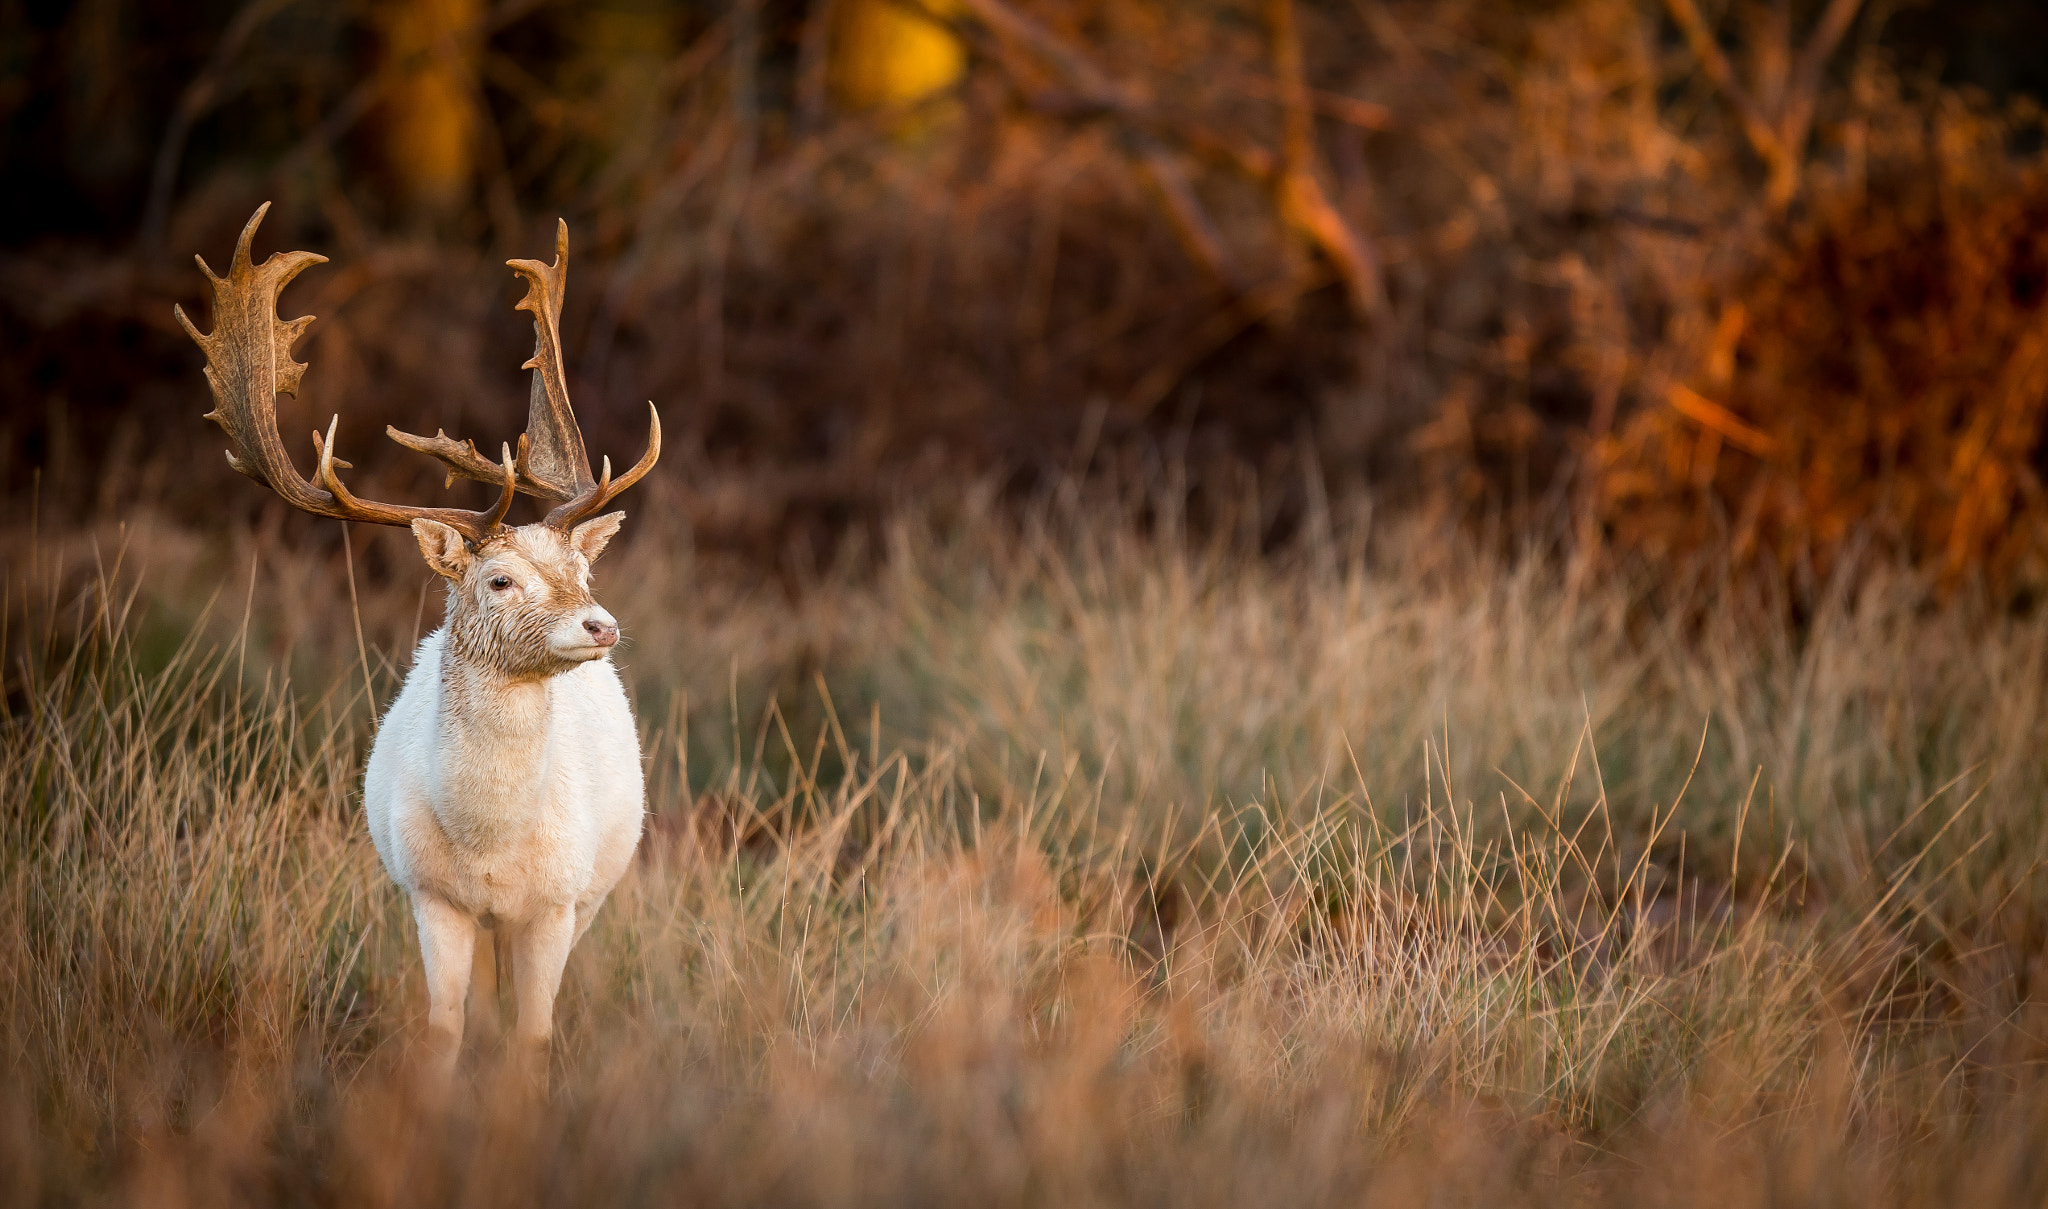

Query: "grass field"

xmin=6 ymin=480 xmax=2048 ymax=1207
xmin=13 ymin=0 xmax=2048 ymax=1201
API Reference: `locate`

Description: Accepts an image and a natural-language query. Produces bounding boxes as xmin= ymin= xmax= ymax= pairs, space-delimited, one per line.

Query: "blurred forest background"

xmin=23 ymin=7 xmax=2048 ymax=1202
xmin=7 ymin=0 xmax=2048 ymax=584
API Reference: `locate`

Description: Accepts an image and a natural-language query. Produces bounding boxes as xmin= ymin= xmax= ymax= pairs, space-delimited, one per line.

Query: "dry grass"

xmin=12 ymin=2 xmax=2048 ymax=1201
xmin=7 ymin=478 xmax=2048 ymax=1206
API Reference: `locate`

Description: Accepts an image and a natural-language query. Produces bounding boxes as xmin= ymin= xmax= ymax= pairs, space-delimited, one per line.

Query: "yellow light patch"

xmin=379 ymin=0 xmax=484 ymax=214
xmin=831 ymin=0 xmax=966 ymax=111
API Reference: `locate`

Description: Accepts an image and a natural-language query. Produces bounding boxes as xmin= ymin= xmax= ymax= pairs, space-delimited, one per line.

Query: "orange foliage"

xmin=376 ymin=0 xmax=484 ymax=217
xmin=1602 ymin=95 xmax=2048 ymax=590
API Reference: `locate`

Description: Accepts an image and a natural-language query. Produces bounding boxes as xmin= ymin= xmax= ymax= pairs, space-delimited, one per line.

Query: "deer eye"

xmin=489 ymin=575 xmax=513 ymax=591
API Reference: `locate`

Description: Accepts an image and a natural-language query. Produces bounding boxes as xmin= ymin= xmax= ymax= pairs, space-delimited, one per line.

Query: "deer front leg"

xmin=411 ymin=894 xmax=478 ymax=1089
xmin=507 ymin=901 xmax=577 ymax=1090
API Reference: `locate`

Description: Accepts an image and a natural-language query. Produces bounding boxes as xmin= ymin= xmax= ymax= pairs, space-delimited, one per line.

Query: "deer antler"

xmin=175 ymin=203 xmax=517 ymax=543
xmin=389 ymin=218 xmax=661 ymax=528
xmin=508 ymin=220 xmax=595 ymax=499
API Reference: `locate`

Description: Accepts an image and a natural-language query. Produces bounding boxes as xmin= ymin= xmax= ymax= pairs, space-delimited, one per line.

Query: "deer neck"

xmin=431 ymin=639 xmax=557 ymax=844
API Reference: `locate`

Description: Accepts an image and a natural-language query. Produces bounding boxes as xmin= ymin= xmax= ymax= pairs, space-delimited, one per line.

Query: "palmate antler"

xmin=177 ymin=204 xmax=660 ymax=543
xmin=387 ymin=220 xmax=661 ymax=530
xmin=175 ymin=204 xmax=517 ymax=543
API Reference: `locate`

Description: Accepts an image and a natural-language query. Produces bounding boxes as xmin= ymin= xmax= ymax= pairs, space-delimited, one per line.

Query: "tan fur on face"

xmin=445 ymin=524 xmax=603 ymax=680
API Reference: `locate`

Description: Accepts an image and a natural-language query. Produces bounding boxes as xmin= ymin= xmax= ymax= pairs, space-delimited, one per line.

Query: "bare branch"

xmin=1780 ymin=0 xmax=1869 ymax=185
xmin=1661 ymin=0 xmax=1796 ymax=201
xmin=1131 ymin=139 xmax=1240 ymax=290
xmin=948 ymin=0 xmax=1131 ymax=106
xmin=140 ymin=0 xmax=293 ymax=254
xmin=1664 ymin=0 xmax=1866 ymax=211
xmin=950 ymin=0 xmax=1385 ymax=311
xmin=1267 ymin=0 xmax=1383 ymax=319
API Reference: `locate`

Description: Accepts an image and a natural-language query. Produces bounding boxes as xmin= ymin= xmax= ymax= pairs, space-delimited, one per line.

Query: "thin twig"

xmin=341 ymin=525 xmax=376 ymax=734
xmin=140 ymin=0 xmax=293 ymax=253
xmin=1129 ymin=138 xmax=1240 ymax=290
xmin=1663 ymin=0 xmax=1868 ymax=211
xmin=700 ymin=0 xmax=763 ymax=406
xmin=1266 ymin=0 xmax=1384 ymax=320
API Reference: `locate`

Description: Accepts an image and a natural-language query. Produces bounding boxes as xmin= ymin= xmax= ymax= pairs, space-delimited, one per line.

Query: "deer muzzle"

xmin=547 ymin=604 xmax=620 ymax=663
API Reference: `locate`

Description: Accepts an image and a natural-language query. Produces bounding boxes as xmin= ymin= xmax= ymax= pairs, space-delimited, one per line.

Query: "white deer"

xmin=177 ymin=204 xmax=659 ymax=1086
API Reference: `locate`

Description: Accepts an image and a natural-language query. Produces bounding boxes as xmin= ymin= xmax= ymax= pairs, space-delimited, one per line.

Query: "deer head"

xmin=413 ymin=513 xmax=628 ymax=678
xmin=176 ymin=204 xmax=660 ymax=674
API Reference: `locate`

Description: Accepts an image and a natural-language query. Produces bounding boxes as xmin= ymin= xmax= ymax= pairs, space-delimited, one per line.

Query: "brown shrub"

xmin=1601 ymin=91 xmax=2048 ymax=591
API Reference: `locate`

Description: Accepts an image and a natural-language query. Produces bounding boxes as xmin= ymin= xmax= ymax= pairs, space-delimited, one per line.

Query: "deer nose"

xmin=583 ymin=618 xmax=619 ymax=647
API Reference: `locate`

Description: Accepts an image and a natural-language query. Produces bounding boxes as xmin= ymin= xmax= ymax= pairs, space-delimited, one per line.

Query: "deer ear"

xmin=570 ymin=512 xmax=625 ymax=563
xmin=411 ymin=519 xmax=472 ymax=580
